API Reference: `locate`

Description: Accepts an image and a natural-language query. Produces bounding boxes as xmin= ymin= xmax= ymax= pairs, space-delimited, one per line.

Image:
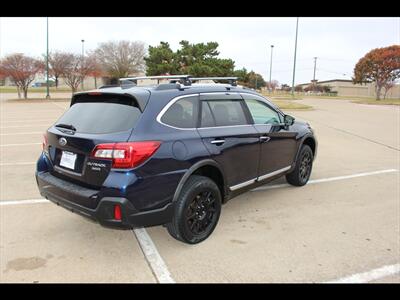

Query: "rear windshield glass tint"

xmin=56 ymin=102 xmax=141 ymax=134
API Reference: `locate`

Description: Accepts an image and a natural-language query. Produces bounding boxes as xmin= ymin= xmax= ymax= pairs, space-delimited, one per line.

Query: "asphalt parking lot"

xmin=0 ymin=96 xmax=399 ymax=283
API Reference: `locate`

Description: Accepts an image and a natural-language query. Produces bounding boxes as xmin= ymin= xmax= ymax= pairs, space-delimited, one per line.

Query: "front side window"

xmin=207 ymin=100 xmax=248 ymax=127
xmin=245 ymin=99 xmax=281 ymax=125
xmin=161 ymin=96 xmax=199 ymax=128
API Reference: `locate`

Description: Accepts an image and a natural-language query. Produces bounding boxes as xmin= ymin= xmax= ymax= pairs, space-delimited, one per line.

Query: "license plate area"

xmin=54 ymin=148 xmax=85 ymax=174
xmin=60 ymin=151 xmax=77 ymax=170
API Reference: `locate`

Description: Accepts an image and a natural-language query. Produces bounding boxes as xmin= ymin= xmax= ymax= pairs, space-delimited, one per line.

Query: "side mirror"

xmin=284 ymin=115 xmax=295 ymax=126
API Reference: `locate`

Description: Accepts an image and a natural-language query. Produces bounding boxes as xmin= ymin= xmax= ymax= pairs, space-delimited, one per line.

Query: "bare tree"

xmin=383 ymin=81 xmax=396 ymax=99
xmin=0 ymin=53 xmax=43 ymax=99
xmin=46 ymin=51 xmax=74 ymax=89
xmin=266 ymin=80 xmax=279 ymax=91
xmin=87 ymin=56 xmax=104 ymax=89
xmin=63 ymin=54 xmax=96 ymax=94
xmin=93 ymin=40 xmax=146 ymax=80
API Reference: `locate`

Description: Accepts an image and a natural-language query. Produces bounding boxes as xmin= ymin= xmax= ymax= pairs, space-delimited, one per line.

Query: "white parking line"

xmin=0 ymin=161 xmax=36 ymax=166
xmin=2 ymin=109 xmax=63 ymax=114
xmin=1 ymin=169 xmax=398 ymax=204
xmin=133 ymin=228 xmax=175 ymax=283
xmin=1 ymin=169 xmax=398 ymax=283
xmin=0 ymin=143 xmax=42 ymax=147
xmin=0 ymin=132 xmax=42 ymax=136
xmin=0 ymin=199 xmax=49 ymax=206
xmin=1 ymin=124 xmax=50 ymax=129
xmin=251 ymin=169 xmax=399 ymax=192
xmin=0 ymin=119 xmax=55 ymax=124
xmin=50 ymin=102 xmax=68 ymax=110
xmin=324 ymin=264 xmax=400 ymax=283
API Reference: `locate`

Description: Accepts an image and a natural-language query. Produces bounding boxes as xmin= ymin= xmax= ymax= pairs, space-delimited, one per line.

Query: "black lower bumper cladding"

xmin=36 ymin=171 xmax=173 ymax=229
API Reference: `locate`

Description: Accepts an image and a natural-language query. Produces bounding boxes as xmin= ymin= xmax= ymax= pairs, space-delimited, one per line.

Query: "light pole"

xmin=81 ymin=39 xmax=85 ymax=90
xmin=46 ymin=17 xmax=50 ymax=99
xmin=269 ymin=45 xmax=274 ymax=92
xmin=291 ymin=17 xmax=299 ymax=97
xmin=313 ymin=57 xmax=317 ymax=82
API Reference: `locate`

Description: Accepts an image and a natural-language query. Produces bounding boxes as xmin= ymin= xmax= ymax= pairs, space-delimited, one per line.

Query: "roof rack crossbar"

xmin=120 ymin=75 xmax=192 ymax=85
xmin=118 ymin=75 xmax=239 ymax=88
xmin=190 ymin=77 xmax=238 ymax=86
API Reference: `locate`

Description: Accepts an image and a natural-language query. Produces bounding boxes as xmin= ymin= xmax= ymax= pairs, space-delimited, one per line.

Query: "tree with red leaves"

xmin=0 ymin=53 xmax=43 ymax=99
xmin=353 ymin=45 xmax=400 ymax=100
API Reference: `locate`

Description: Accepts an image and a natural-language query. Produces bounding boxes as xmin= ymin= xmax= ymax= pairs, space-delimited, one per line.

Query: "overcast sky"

xmin=1 ymin=17 xmax=399 ymax=85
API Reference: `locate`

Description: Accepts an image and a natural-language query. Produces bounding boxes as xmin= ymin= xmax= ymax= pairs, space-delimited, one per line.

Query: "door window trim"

xmin=156 ymin=92 xmax=283 ymax=130
xmin=156 ymin=93 xmax=200 ymax=130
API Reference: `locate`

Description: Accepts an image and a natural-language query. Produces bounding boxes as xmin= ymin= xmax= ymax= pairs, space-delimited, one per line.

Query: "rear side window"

xmin=56 ymin=102 xmax=141 ymax=134
xmin=207 ymin=100 xmax=248 ymax=126
xmin=161 ymin=96 xmax=199 ymax=128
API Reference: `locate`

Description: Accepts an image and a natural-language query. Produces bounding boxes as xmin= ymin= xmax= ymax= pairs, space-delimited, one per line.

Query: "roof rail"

xmin=117 ymin=75 xmax=239 ymax=89
xmin=99 ymin=84 xmax=121 ymax=89
xmin=120 ymin=75 xmax=192 ymax=86
xmin=190 ymin=77 xmax=238 ymax=86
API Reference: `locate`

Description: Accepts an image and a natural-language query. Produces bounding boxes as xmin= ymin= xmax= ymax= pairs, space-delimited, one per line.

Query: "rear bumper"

xmin=36 ymin=171 xmax=174 ymax=229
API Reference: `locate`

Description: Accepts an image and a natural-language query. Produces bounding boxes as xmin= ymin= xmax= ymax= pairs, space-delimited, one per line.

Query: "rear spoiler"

xmin=71 ymin=91 xmax=150 ymax=112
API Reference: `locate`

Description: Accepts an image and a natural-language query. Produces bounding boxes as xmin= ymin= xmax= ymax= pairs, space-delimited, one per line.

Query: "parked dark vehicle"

xmin=36 ymin=75 xmax=317 ymax=244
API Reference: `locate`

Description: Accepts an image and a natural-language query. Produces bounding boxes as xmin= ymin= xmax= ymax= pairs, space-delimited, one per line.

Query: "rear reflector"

xmin=91 ymin=141 xmax=161 ymax=168
xmin=114 ymin=205 xmax=122 ymax=220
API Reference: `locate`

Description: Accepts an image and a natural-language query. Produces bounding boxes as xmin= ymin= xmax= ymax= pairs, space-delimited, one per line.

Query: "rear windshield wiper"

xmin=55 ymin=123 xmax=77 ymax=131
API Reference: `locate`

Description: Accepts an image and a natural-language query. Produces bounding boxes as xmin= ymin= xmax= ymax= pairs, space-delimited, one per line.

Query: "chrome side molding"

xmin=257 ymin=166 xmax=291 ymax=182
xmin=229 ymin=166 xmax=291 ymax=191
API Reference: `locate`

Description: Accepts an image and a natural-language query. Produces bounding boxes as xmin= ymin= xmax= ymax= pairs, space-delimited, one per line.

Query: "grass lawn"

xmin=6 ymin=98 xmax=70 ymax=104
xmin=262 ymin=91 xmax=400 ymax=106
xmin=301 ymin=95 xmax=400 ymax=105
xmin=0 ymin=86 xmax=73 ymax=93
xmin=271 ymin=100 xmax=312 ymax=110
xmin=350 ymin=98 xmax=400 ymax=106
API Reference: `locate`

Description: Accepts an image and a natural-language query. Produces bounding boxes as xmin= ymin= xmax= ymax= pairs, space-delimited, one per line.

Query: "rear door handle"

xmin=210 ymin=139 xmax=225 ymax=145
xmin=260 ymin=136 xmax=271 ymax=142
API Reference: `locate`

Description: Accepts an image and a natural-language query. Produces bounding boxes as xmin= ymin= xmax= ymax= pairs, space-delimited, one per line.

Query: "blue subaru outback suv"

xmin=36 ymin=75 xmax=317 ymax=244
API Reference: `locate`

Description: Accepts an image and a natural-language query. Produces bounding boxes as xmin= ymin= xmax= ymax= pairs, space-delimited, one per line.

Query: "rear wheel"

xmin=286 ymin=144 xmax=313 ymax=186
xmin=166 ymin=175 xmax=221 ymax=244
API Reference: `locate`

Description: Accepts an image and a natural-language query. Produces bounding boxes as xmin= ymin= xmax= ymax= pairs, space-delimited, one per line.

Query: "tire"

xmin=286 ymin=144 xmax=313 ymax=186
xmin=166 ymin=175 xmax=222 ymax=244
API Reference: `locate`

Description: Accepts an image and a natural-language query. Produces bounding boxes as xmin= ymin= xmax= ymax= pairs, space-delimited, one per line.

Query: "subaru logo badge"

xmin=59 ymin=137 xmax=67 ymax=146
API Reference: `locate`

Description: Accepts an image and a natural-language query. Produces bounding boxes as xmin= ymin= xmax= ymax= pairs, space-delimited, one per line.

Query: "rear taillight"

xmin=114 ymin=205 xmax=122 ymax=220
xmin=91 ymin=141 xmax=161 ymax=169
xmin=42 ymin=133 xmax=48 ymax=152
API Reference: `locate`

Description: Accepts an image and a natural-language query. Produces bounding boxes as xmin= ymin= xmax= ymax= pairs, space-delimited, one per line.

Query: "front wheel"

xmin=166 ymin=175 xmax=222 ymax=244
xmin=286 ymin=145 xmax=313 ymax=186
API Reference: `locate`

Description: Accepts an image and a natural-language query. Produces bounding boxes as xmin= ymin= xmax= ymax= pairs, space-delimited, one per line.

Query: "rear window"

xmin=56 ymin=102 xmax=141 ymax=134
xmin=161 ymin=96 xmax=199 ymax=128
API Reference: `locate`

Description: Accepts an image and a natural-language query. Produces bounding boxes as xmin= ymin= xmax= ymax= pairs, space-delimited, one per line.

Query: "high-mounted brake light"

xmin=91 ymin=141 xmax=161 ymax=169
xmin=88 ymin=92 xmax=102 ymax=95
